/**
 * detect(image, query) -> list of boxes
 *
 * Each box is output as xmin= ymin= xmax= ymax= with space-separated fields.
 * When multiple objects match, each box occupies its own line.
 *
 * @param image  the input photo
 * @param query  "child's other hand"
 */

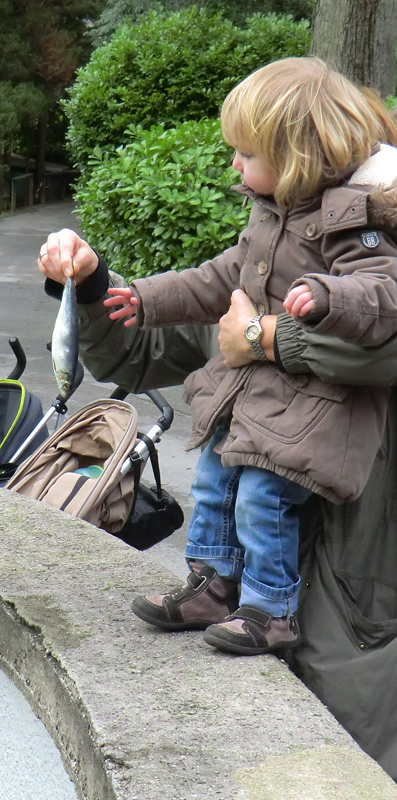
xmin=103 ymin=287 xmax=139 ymax=327
xmin=283 ymin=283 xmax=314 ymax=318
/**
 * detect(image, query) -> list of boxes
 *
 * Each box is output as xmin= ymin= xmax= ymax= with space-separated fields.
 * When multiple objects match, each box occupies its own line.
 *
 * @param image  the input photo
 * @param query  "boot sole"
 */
xmin=203 ymin=629 xmax=302 ymax=655
xmin=131 ymin=600 xmax=213 ymax=631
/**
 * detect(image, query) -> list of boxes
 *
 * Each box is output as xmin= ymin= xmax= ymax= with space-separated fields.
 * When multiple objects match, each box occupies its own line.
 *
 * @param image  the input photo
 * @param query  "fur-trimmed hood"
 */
xmin=367 ymin=181 xmax=397 ymax=233
xmin=350 ymin=144 xmax=397 ymax=234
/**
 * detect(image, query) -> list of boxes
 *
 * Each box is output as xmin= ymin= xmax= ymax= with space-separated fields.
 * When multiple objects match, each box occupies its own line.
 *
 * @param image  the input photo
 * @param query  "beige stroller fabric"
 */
xmin=7 ymin=399 xmax=138 ymax=533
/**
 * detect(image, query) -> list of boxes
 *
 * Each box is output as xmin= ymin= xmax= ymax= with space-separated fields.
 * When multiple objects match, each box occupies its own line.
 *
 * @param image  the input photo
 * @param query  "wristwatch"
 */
xmin=244 ymin=314 xmax=267 ymax=360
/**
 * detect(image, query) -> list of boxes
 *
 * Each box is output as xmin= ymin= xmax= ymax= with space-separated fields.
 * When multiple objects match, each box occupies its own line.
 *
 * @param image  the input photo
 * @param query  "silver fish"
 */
xmin=51 ymin=277 xmax=78 ymax=401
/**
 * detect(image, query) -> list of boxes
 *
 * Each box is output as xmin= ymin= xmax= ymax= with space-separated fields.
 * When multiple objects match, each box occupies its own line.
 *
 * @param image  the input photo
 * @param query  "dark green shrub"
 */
xmin=74 ymin=119 xmax=250 ymax=279
xmin=69 ymin=7 xmax=310 ymax=279
xmin=65 ymin=7 xmax=310 ymax=171
xmin=237 ymin=12 xmax=311 ymax=72
xmin=91 ymin=0 xmax=314 ymax=46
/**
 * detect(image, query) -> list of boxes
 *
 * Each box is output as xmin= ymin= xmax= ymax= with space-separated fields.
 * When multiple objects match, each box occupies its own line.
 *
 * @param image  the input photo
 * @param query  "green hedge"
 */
xmin=91 ymin=0 xmax=315 ymax=45
xmin=65 ymin=8 xmax=310 ymax=172
xmin=74 ymin=119 xmax=250 ymax=279
xmin=70 ymin=7 xmax=310 ymax=280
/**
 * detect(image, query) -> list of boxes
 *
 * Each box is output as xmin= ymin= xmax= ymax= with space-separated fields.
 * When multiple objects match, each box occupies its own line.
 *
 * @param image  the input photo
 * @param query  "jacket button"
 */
xmin=350 ymin=206 xmax=357 ymax=214
xmin=261 ymin=211 xmax=272 ymax=221
xmin=305 ymin=223 xmax=317 ymax=237
xmin=258 ymin=260 xmax=267 ymax=274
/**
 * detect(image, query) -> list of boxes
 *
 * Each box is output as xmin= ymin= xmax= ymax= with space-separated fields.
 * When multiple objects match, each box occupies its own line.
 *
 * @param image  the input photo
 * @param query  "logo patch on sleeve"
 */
xmin=360 ymin=231 xmax=380 ymax=249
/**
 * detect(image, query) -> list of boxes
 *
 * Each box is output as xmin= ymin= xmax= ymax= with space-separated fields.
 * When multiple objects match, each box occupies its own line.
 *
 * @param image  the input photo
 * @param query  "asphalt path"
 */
xmin=0 ymin=200 xmax=199 ymax=797
xmin=0 ymin=201 xmax=197 ymax=579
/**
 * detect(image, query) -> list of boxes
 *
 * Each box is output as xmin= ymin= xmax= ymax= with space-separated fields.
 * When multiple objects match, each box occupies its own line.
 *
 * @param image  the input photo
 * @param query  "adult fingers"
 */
xmin=37 ymin=230 xmax=75 ymax=282
xmin=38 ymin=229 xmax=98 ymax=284
xmin=51 ymin=229 xmax=78 ymax=278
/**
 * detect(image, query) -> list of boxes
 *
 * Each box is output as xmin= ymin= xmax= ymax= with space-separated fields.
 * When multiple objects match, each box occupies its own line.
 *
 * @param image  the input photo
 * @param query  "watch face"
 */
xmin=245 ymin=322 xmax=261 ymax=341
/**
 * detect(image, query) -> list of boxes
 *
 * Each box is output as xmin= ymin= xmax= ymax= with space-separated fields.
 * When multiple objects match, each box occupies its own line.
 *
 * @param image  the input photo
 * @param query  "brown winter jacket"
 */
xmin=132 ymin=145 xmax=397 ymax=503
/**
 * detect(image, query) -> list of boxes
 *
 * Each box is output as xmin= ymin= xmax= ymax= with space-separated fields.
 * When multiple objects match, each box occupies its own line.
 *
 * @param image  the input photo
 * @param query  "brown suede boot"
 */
xmin=131 ymin=563 xmax=239 ymax=630
xmin=203 ymin=605 xmax=301 ymax=655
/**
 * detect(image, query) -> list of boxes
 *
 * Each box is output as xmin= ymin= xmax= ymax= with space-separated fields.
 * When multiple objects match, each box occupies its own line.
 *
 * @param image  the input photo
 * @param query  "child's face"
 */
xmin=232 ymin=149 xmax=277 ymax=196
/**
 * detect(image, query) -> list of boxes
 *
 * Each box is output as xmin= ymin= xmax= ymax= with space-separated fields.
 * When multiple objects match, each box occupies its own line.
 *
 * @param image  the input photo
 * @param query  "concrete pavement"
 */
xmin=1 ymin=489 xmax=396 ymax=800
xmin=0 ymin=202 xmax=397 ymax=799
xmin=0 ymin=201 xmax=195 ymax=579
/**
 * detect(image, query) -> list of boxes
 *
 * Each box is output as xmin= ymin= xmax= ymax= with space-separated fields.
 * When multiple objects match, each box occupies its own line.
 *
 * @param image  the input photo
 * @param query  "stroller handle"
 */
xmin=110 ymin=387 xmax=174 ymax=432
xmin=112 ymin=386 xmax=175 ymax=477
xmin=146 ymin=389 xmax=174 ymax=431
xmin=7 ymin=337 xmax=27 ymax=380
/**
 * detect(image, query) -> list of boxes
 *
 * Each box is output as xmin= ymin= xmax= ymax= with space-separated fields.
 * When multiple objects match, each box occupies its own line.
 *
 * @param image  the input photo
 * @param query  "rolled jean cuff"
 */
xmin=241 ymin=570 xmax=301 ymax=617
xmin=185 ymin=543 xmax=244 ymax=582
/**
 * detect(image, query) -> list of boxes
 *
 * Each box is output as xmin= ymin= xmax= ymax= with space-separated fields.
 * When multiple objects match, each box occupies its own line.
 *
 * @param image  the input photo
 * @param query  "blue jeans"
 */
xmin=185 ymin=427 xmax=312 ymax=617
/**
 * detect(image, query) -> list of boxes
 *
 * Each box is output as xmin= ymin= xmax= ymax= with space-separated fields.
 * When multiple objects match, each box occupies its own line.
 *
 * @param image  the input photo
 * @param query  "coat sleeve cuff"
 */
xmin=288 ymin=277 xmax=330 ymax=324
xmin=44 ymin=252 xmax=109 ymax=303
xmin=274 ymin=313 xmax=312 ymax=373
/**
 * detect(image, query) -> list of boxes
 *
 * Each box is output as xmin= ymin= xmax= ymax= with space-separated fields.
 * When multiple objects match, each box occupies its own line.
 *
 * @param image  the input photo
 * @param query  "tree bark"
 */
xmin=311 ymin=0 xmax=397 ymax=98
xmin=0 ymin=147 xmax=5 ymax=214
xmin=34 ymin=107 xmax=48 ymax=204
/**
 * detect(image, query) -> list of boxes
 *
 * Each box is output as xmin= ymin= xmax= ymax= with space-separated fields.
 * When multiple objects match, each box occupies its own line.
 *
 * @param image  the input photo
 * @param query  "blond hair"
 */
xmin=221 ymin=57 xmax=397 ymax=207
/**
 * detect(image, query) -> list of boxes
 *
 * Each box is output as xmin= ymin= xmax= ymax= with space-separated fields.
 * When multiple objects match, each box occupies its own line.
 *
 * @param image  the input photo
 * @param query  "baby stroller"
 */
xmin=0 ymin=335 xmax=86 ymax=486
xmin=0 ymin=337 xmax=49 ymax=486
xmin=5 ymin=347 xmax=183 ymax=551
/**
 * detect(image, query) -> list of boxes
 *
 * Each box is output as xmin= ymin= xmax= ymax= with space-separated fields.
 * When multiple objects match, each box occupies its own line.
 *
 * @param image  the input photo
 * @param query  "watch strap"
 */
xmin=250 ymin=337 xmax=268 ymax=360
xmin=246 ymin=314 xmax=268 ymax=361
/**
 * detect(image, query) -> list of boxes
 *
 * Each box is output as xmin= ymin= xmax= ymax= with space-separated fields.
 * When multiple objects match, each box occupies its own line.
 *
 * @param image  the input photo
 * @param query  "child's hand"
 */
xmin=103 ymin=287 xmax=139 ymax=327
xmin=283 ymin=283 xmax=314 ymax=318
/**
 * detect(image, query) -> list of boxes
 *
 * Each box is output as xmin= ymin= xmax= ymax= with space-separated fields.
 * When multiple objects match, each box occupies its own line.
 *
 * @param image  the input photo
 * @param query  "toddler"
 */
xmin=105 ymin=57 xmax=397 ymax=655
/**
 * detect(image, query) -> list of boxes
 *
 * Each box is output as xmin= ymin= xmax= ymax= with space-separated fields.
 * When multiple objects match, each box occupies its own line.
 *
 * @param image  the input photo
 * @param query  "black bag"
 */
xmin=115 ymin=433 xmax=184 ymax=551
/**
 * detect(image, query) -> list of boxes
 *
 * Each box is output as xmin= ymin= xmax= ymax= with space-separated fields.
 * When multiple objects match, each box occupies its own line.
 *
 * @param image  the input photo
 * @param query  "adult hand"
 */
xmin=37 ymin=228 xmax=99 ymax=285
xmin=218 ymin=289 xmax=276 ymax=367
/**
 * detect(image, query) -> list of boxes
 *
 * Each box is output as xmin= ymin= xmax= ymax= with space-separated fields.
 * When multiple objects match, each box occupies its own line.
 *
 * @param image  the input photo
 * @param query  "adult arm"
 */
xmin=217 ymin=288 xmax=397 ymax=386
xmin=40 ymin=230 xmax=397 ymax=390
xmin=276 ymin=313 xmax=397 ymax=386
xmin=43 ymin=250 xmax=220 ymax=393
xmin=51 ymin=261 xmax=397 ymax=390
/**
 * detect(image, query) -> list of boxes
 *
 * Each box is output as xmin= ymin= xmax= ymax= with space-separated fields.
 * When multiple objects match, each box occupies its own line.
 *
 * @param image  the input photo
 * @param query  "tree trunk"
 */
xmin=310 ymin=0 xmax=397 ymax=98
xmin=34 ymin=107 xmax=48 ymax=204
xmin=0 ymin=148 xmax=5 ymax=214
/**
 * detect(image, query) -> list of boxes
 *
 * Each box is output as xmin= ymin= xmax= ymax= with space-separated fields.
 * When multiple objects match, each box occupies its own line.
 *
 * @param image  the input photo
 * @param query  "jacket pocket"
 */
xmin=184 ymin=355 xmax=251 ymax=442
xmin=183 ymin=361 xmax=220 ymax=404
xmin=335 ymin=570 xmax=397 ymax=648
xmin=238 ymin=366 xmax=350 ymax=444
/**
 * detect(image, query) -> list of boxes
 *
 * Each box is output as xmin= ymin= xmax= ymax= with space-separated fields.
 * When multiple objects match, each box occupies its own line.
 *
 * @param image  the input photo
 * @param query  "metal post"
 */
xmin=10 ymin=180 xmax=16 ymax=213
